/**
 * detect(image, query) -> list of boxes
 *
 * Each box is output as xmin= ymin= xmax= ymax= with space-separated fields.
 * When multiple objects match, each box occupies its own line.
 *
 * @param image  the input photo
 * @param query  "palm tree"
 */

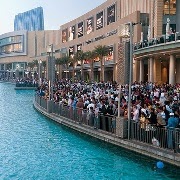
xmin=59 ymin=56 xmax=71 ymax=79
xmin=55 ymin=58 xmax=62 ymax=79
xmin=27 ymin=60 xmax=38 ymax=78
xmin=69 ymin=55 xmax=77 ymax=82
xmin=33 ymin=59 xmax=38 ymax=67
xmin=94 ymin=45 xmax=109 ymax=82
xmin=84 ymin=50 xmax=96 ymax=82
xmin=74 ymin=50 xmax=86 ymax=81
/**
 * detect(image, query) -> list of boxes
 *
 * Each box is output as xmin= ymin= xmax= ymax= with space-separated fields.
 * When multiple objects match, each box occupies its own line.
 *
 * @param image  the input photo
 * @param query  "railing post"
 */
xmin=47 ymin=100 xmax=53 ymax=113
xmin=116 ymin=117 xmax=128 ymax=138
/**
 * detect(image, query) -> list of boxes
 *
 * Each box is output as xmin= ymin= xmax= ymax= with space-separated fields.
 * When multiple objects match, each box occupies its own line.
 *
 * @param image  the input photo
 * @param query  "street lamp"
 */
xmin=127 ymin=22 xmax=133 ymax=140
xmin=38 ymin=59 xmax=42 ymax=86
xmin=118 ymin=22 xmax=136 ymax=139
xmin=47 ymin=44 xmax=55 ymax=100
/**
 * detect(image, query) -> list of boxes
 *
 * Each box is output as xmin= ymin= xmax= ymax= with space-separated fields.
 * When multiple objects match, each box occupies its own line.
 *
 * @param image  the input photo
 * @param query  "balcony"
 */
xmin=133 ymin=33 xmax=180 ymax=59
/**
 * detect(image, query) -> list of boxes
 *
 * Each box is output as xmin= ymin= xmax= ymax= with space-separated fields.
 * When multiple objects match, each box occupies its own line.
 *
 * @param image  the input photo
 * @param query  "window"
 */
xmin=164 ymin=0 xmax=176 ymax=15
xmin=96 ymin=11 xmax=103 ymax=30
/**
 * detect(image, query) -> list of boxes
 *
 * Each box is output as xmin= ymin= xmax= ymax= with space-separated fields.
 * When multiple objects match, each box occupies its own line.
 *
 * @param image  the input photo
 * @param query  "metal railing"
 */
xmin=34 ymin=94 xmax=180 ymax=153
xmin=35 ymin=95 xmax=47 ymax=110
xmin=35 ymin=94 xmax=116 ymax=134
xmin=130 ymin=121 xmax=180 ymax=153
xmin=134 ymin=33 xmax=180 ymax=51
xmin=51 ymin=102 xmax=116 ymax=133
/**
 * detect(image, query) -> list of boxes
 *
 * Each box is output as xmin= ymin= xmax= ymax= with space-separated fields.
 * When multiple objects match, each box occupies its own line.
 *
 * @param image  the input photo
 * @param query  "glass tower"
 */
xmin=14 ymin=7 xmax=44 ymax=31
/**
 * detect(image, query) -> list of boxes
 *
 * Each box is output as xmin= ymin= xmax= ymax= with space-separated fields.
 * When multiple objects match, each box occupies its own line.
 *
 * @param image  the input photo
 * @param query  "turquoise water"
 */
xmin=0 ymin=83 xmax=179 ymax=180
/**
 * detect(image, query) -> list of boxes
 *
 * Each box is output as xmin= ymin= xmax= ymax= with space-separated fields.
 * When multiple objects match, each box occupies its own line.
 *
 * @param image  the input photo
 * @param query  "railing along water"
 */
xmin=130 ymin=121 xmax=180 ymax=153
xmin=35 ymin=94 xmax=116 ymax=134
xmin=35 ymin=94 xmax=180 ymax=153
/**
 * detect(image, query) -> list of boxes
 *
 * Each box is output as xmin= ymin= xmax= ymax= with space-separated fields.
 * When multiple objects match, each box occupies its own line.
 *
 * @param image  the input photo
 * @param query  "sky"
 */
xmin=0 ymin=0 xmax=106 ymax=35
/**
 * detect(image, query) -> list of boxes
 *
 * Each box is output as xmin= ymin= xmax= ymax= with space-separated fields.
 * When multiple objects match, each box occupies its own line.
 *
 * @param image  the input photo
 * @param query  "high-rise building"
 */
xmin=14 ymin=7 xmax=44 ymax=31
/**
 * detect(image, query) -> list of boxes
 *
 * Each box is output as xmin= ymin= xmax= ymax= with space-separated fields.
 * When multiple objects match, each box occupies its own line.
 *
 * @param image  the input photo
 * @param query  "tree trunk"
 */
xmin=81 ymin=60 xmax=84 ymax=81
xmin=66 ymin=64 xmax=68 ymax=79
xmin=90 ymin=60 xmax=94 ymax=82
xmin=100 ymin=58 xmax=103 ymax=82
xmin=72 ymin=63 xmax=75 ymax=83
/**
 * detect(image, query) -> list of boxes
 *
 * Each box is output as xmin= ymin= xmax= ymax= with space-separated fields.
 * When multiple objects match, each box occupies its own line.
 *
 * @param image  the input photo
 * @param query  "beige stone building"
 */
xmin=0 ymin=0 xmax=179 ymax=84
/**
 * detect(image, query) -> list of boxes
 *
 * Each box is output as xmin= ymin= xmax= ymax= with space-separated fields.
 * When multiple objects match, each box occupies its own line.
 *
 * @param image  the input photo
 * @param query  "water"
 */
xmin=0 ymin=83 xmax=179 ymax=180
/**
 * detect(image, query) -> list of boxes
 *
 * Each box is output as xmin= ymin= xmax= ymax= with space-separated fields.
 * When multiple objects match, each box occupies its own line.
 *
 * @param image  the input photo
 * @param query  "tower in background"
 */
xmin=14 ymin=7 xmax=44 ymax=31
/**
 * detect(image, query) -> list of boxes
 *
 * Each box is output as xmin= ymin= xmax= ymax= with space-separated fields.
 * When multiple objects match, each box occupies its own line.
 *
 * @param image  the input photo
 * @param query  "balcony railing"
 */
xmin=134 ymin=33 xmax=180 ymax=52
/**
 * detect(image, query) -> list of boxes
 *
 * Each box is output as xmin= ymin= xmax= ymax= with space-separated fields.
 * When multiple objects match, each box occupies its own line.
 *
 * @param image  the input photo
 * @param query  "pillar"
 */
xmin=139 ymin=59 xmax=144 ymax=82
xmin=4 ymin=64 xmax=7 ymax=71
xmin=149 ymin=57 xmax=154 ymax=82
xmin=47 ymin=100 xmax=53 ymax=113
xmin=176 ymin=0 xmax=180 ymax=33
xmin=47 ymin=56 xmax=55 ymax=82
xmin=169 ymin=55 xmax=176 ymax=85
xmin=113 ymin=65 xmax=117 ymax=82
xmin=116 ymin=117 xmax=127 ymax=139
xmin=4 ymin=64 xmax=7 ymax=78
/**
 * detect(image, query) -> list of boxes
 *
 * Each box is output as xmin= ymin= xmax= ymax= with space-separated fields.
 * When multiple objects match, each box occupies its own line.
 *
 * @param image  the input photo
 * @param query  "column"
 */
xmin=153 ymin=0 xmax=163 ymax=37
xmin=116 ymin=117 xmax=127 ymax=138
xmin=169 ymin=55 xmax=176 ymax=85
xmin=4 ymin=64 xmax=7 ymax=78
xmin=139 ymin=59 xmax=144 ymax=82
xmin=149 ymin=57 xmax=154 ymax=82
xmin=176 ymin=0 xmax=180 ymax=33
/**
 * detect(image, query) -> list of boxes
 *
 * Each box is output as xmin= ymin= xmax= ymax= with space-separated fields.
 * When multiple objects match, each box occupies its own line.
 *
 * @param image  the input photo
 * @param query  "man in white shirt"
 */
xmin=132 ymin=105 xmax=139 ymax=122
xmin=87 ymin=100 xmax=95 ymax=111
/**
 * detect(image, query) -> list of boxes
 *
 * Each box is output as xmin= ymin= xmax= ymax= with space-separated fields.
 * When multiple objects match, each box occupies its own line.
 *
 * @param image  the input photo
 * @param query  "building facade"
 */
xmin=14 ymin=7 xmax=44 ymax=31
xmin=0 ymin=30 xmax=60 ymax=79
xmin=58 ymin=0 xmax=150 ymax=82
xmin=134 ymin=0 xmax=180 ymax=85
xmin=58 ymin=0 xmax=180 ymax=84
xmin=0 ymin=0 xmax=180 ymax=84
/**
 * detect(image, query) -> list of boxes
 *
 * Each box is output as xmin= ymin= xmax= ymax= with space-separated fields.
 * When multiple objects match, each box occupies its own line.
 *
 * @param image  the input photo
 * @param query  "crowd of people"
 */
xmin=36 ymin=79 xmax=180 ymax=149
xmin=37 ymin=79 xmax=180 ymax=131
xmin=16 ymin=78 xmax=39 ymax=87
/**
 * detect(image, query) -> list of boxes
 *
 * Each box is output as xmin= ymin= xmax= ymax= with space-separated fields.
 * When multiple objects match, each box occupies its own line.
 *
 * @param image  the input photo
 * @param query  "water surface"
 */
xmin=0 ymin=83 xmax=179 ymax=179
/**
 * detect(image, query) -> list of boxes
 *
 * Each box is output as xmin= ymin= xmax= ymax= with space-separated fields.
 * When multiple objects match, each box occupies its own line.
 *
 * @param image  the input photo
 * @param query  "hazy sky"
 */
xmin=0 ymin=0 xmax=106 ymax=35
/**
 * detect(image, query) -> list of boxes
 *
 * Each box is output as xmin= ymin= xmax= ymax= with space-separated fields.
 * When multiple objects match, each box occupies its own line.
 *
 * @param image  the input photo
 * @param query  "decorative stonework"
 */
xmin=117 ymin=41 xmax=130 ymax=85
xmin=116 ymin=117 xmax=127 ymax=138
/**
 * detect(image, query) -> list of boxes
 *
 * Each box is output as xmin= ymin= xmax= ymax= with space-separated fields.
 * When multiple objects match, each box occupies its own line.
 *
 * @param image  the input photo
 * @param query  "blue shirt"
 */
xmin=167 ymin=117 xmax=179 ymax=128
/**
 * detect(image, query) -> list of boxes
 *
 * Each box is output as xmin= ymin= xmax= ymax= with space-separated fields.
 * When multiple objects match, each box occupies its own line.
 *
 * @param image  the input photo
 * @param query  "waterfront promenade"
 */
xmin=34 ymin=80 xmax=180 ymax=167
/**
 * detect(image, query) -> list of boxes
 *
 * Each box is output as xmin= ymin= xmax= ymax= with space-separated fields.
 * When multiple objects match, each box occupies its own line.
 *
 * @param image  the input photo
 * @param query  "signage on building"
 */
xmin=62 ymin=29 xmax=68 ymax=43
xmin=85 ymin=29 xmax=117 ymax=45
xmin=78 ymin=22 xmax=84 ymax=38
xmin=68 ymin=25 xmax=76 ymax=41
xmin=77 ymin=44 xmax=82 ymax=52
xmin=96 ymin=11 xmax=103 ymax=30
xmin=107 ymin=4 xmax=116 ymax=25
xmin=69 ymin=46 xmax=74 ymax=57
xmin=87 ymin=17 xmax=94 ymax=34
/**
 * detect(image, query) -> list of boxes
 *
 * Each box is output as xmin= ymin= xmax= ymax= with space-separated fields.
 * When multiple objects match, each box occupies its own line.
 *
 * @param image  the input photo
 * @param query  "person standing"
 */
xmin=167 ymin=113 xmax=179 ymax=149
xmin=76 ymin=98 xmax=84 ymax=123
